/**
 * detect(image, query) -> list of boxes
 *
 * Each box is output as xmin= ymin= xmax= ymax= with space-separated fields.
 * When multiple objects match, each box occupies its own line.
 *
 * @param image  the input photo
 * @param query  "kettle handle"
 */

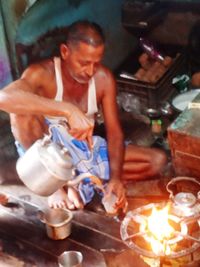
xmin=41 ymin=134 xmax=52 ymax=146
xmin=41 ymin=124 xmax=62 ymax=146
xmin=166 ymin=176 xmax=200 ymax=200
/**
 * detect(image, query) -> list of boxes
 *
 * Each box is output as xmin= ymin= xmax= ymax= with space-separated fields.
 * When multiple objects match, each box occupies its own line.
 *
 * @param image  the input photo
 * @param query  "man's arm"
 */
xmin=97 ymin=67 xmax=126 ymax=205
xmin=0 ymin=64 xmax=93 ymax=146
xmin=0 ymin=79 xmax=73 ymax=116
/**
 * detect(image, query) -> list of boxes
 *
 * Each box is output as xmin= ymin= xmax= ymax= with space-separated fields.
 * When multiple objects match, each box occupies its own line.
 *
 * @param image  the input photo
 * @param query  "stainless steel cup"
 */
xmin=58 ymin=251 xmax=83 ymax=267
xmin=39 ymin=208 xmax=73 ymax=240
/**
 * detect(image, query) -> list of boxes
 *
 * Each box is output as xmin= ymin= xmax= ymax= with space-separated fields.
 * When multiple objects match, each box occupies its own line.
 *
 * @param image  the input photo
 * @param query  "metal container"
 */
xmin=16 ymin=135 xmax=76 ymax=196
xmin=39 ymin=208 xmax=73 ymax=240
xmin=58 ymin=251 xmax=83 ymax=267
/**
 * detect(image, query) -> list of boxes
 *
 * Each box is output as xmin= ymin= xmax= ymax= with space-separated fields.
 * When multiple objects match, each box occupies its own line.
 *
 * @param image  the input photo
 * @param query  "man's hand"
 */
xmin=67 ymin=105 xmax=94 ymax=149
xmin=104 ymin=178 xmax=127 ymax=213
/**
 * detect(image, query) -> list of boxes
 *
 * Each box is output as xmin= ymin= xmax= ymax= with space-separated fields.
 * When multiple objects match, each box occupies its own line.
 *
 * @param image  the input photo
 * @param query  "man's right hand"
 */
xmin=67 ymin=104 xmax=94 ymax=149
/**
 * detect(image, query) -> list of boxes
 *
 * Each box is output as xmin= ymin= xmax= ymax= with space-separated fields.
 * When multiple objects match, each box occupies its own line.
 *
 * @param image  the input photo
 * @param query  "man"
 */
xmin=0 ymin=21 xmax=166 ymax=211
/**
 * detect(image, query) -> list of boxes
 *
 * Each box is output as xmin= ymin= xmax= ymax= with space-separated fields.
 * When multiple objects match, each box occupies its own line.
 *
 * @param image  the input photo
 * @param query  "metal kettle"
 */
xmin=16 ymin=135 xmax=77 ymax=196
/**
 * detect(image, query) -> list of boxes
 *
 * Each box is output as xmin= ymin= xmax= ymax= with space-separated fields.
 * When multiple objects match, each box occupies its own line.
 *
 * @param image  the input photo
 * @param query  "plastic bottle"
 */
xmin=140 ymin=37 xmax=164 ymax=62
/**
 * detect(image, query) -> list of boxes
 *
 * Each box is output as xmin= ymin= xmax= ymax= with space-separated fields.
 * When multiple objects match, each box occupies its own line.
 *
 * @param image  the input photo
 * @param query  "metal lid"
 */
xmin=174 ymin=192 xmax=196 ymax=207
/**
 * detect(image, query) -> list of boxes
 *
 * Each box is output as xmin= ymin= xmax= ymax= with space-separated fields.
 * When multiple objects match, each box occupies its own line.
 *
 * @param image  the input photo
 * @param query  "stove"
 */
xmin=121 ymin=177 xmax=200 ymax=266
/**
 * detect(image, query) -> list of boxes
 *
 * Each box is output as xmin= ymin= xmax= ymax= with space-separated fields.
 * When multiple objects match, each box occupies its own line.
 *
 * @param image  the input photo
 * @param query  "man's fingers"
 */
xmin=68 ymin=127 xmax=94 ymax=150
xmin=122 ymin=200 xmax=128 ymax=213
xmin=86 ymin=134 xmax=93 ymax=150
xmin=83 ymin=125 xmax=94 ymax=149
xmin=116 ymin=193 xmax=126 ymax=207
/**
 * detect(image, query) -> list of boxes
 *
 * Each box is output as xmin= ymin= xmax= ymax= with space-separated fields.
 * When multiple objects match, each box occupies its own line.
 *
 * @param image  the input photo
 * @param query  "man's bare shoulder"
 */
xmin=22 ymin=58 xmax=54 ymax=79
xmin=95 ymin=64 xmax=114 ymax=78
xmin=21 ymin=59 xmax=55 ymax=94
xmin=94 ymin=64 xmax=116 ymax=95
xmin=95 ymin=65 xmax=115 ymax=86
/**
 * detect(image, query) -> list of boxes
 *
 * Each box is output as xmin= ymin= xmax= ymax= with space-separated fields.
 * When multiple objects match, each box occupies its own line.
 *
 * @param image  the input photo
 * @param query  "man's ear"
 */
xmin=60 ymin=44 xmax=69 ymax=60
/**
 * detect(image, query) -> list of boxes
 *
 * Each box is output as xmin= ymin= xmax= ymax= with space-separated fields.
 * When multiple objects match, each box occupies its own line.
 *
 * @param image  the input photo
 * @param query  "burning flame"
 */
xmin=145 ymin=205 xmax=174 ymax=255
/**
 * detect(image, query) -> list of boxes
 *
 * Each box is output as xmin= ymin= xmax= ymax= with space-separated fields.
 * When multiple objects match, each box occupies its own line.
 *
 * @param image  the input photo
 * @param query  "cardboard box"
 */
xmin=168 ymin=93 xmax=200 ymax=178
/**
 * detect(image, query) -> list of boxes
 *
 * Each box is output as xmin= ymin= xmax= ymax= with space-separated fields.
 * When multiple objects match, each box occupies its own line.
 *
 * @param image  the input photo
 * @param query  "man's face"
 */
xmin=63 ymin=42 xmax=105 ymax=84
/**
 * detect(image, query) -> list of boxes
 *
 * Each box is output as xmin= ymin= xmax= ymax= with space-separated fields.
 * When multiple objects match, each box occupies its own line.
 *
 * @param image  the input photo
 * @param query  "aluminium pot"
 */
xmin=38 ymin=208 xmax=73 ymax=240
xmin=16 ymin=135 xmax=76 ymax=196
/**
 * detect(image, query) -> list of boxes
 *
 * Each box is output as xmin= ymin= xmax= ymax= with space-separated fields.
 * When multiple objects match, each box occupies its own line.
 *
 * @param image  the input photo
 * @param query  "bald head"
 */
xmin=66 ymin=20 xmax=105 ymax=49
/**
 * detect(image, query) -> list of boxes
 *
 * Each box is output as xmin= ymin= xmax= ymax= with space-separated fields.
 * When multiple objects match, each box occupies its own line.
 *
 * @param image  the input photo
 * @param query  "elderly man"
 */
xmin=0 ymin=20 xmax=166 ymax=211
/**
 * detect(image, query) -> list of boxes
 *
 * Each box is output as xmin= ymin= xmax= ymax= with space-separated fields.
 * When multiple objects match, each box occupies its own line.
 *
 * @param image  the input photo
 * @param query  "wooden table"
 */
xmin=0 ymin=194 xmax=128 ymax=266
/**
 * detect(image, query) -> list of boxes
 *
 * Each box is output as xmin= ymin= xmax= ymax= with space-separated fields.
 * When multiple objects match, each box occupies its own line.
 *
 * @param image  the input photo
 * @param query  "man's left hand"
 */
xmin=105 ymin=179 xmax=127 ymax=213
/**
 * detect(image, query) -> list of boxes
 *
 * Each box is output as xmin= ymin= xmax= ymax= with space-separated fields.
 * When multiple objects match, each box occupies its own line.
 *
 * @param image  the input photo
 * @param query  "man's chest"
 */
xmin=63 ymin=85 xmax=89 ymax=113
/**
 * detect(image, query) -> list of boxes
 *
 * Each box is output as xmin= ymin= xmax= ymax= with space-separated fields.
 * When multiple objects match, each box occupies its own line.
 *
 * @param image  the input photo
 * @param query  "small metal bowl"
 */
xmin=38 ymin=208 xmax=73 ymax=240
xmin=58 ymin=251 xmax=83 ymax=267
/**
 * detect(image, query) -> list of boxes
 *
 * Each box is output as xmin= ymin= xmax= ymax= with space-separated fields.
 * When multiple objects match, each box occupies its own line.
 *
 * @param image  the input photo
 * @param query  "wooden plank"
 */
xmin=0 ymin=230 xmax=57 ymax=267
xmin=0 ymin=208 xmax=106 ymax=267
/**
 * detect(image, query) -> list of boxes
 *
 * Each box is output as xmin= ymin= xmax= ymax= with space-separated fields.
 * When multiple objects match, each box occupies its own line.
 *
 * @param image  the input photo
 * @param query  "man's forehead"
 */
xmin=70 ymin=40 xmax=104 ymax=49
xmin=70 ymin=41 xmax=104 ymax=54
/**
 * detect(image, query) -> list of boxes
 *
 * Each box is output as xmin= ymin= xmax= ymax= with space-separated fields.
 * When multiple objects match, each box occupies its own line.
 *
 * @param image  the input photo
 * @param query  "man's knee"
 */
xmin=156 ymin=149 xmax=167 ymax=165
xmin=151 ymin=148 xmax=167 ymax=173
